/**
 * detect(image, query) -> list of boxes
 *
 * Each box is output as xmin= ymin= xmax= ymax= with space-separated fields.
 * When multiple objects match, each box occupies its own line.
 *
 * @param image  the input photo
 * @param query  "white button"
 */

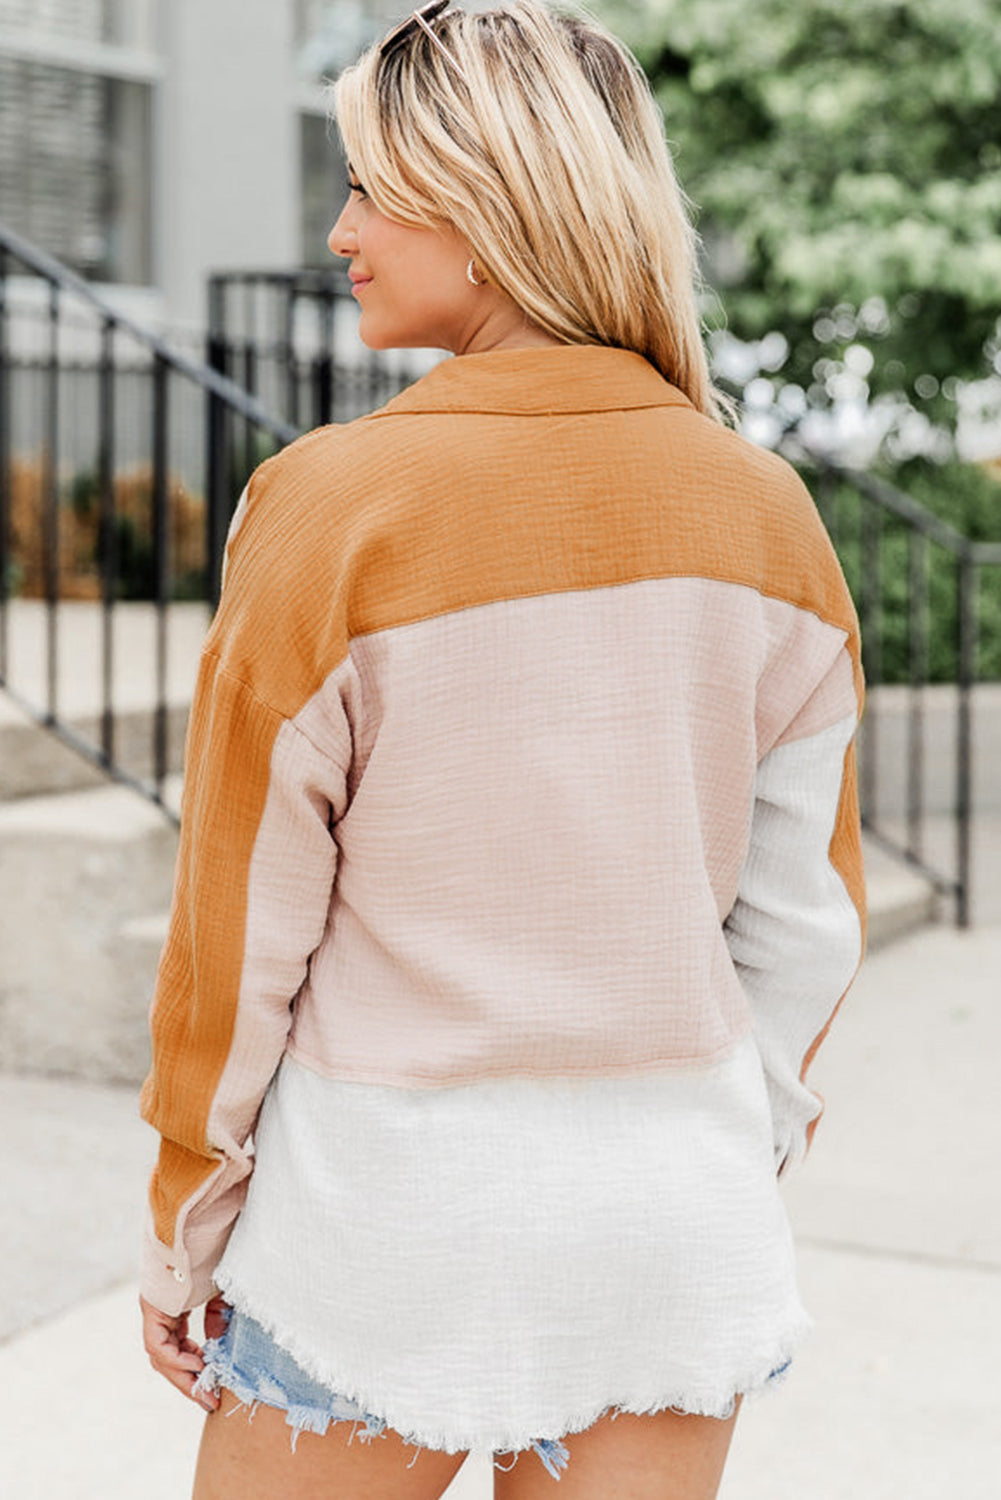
xmin=172 ymin=1268 xmax=186 ymax=1283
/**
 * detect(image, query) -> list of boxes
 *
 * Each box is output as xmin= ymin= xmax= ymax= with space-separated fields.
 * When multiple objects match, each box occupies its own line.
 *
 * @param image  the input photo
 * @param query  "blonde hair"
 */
xmin=334 ymin=1 xmax=727 ymax=421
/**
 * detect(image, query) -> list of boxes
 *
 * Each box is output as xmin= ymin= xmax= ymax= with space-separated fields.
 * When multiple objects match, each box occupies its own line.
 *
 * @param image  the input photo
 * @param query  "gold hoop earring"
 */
xmin=466 ymin=258 xmax=486 ymax=287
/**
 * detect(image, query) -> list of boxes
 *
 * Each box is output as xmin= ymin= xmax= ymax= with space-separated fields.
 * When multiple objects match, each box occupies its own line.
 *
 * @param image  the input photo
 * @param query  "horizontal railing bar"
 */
xmin=5 ymin=352 xmax=374 ymax=380
xmin=209 ymin=268 xmax=349 ymax=289
xmin=847 ymin=468 xmax=974 ymax=554
xmin=782 ymin=454 xmax=974 ymax=557
xmin=6 ymin=355 xmax=172 ymax=373
xmin=0 ymin=223 xmax=298 ymax=445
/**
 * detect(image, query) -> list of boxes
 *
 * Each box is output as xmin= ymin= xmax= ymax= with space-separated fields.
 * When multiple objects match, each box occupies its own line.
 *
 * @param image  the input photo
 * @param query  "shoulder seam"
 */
xmin=199 ymin=651 xmax=352 ymax=775
xmin=342 ymin=573 xmax=857 ymax=651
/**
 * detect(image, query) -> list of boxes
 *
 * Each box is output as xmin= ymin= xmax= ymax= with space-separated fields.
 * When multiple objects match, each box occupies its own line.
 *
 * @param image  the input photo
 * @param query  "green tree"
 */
xmin=602 ymin=0 xmax=1001 ymax=432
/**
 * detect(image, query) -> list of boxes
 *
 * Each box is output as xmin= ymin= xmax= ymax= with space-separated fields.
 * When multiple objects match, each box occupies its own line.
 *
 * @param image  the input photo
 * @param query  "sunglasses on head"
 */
xmin=379 ymin=1 xmax=468 ymax=81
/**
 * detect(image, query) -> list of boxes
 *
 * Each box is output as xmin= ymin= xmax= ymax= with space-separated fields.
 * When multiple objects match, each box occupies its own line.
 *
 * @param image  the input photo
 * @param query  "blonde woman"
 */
xmin=140 ymin=4 xmax=865 ymax=1497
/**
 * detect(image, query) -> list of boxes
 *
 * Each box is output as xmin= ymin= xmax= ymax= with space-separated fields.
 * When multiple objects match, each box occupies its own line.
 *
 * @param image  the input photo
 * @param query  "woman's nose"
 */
xmin=328 ymin=199 xmax=358 ymax=260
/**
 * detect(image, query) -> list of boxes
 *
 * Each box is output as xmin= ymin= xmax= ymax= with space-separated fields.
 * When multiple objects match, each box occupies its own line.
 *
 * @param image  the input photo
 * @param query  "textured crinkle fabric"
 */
xmin=139 ymin=345 xmax=864 ymax=1448
xmin=211 ymin=1037 xmax=810 ymax=1456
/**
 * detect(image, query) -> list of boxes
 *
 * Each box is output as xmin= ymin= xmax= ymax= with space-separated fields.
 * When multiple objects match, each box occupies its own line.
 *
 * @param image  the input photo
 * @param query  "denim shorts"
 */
xmin=193 ymin=1306 xmax=571 ymax=1479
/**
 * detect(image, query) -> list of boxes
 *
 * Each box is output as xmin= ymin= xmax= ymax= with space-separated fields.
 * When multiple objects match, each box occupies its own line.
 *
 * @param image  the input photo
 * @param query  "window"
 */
xmin=294 ymin=1 xmax=393 ymax=268
xmin=0 ymin=55 xmax=152 ymax=283
xmin=0 ymin=0 xmax=156 ymax=49
xmin=295 ymin=0 xmax=404 ymax=83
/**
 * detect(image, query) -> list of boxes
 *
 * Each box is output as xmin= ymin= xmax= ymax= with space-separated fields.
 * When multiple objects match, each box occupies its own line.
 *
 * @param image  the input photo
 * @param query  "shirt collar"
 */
xmin=370 ymin=345 xmax=694 ymax=418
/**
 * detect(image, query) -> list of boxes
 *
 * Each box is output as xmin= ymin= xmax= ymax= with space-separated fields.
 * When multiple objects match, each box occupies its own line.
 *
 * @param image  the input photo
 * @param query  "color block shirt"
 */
xmin=141 ymin=344 xmax=864 ymax=1453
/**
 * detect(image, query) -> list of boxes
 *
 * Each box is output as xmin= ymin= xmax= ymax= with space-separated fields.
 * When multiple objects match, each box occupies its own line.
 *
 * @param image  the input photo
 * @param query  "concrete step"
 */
xmin=0 ymin=696 xmax=190 ymax=798
xmin=0 ymin=782 xmax=180 ymax=1084
xmin=0 ymin=597 xmax=208 ymax=797
xmin=863 ymin=838 xmax=940 ymax=951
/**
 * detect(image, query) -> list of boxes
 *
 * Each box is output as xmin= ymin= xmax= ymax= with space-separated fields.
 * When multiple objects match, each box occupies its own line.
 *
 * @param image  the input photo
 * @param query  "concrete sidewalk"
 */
xmin=2 ymin=920 xmax=999 ymax=1498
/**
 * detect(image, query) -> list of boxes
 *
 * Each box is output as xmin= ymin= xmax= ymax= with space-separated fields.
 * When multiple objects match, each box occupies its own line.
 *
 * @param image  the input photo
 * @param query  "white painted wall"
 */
xmin=155 ymin=0 xmax=300 ymax=331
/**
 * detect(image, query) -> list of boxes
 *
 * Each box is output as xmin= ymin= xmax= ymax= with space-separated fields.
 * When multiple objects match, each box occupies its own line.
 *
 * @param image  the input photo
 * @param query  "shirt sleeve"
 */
xmin=724 ymin=644 xmax=865 ymax=1174
xmin=139 ymin=519 xmax=352 ymax=1316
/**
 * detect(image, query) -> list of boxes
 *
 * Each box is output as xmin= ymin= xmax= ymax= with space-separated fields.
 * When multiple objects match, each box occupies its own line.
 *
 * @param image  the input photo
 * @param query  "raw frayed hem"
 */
xmin=490 ymin=1356 xmax=792 ymax=1483
xmin=211 ymin=1269 xmax=806 ymax=1476
xmin=193 ymin=1334 xmax=567 ymax=1477
xmin=194 ymin=1327 xmax=569 ymax=1478
xmin=212 ymin=1270 xmax=584 ymax=1470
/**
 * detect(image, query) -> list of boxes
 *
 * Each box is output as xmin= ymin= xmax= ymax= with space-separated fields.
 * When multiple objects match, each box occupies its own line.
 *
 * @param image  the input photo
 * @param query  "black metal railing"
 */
xmin=0 ymin=223 xmax=298 ymax=818
xmin=205 ymin=270 xmax=426 ymax=608
xmin=786 ymin=451 xmax=1001 ymax=927
xmin=4 ymin=238 xmax=997 ymax=924
xmin=206 ymin=268 xmax=418 ymax=431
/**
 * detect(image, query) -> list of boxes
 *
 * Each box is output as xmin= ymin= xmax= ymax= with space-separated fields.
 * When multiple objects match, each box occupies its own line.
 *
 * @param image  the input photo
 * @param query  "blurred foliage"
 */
xmin=9 ymin=462 xmax=208 ymax=602
xmin=899 ymin=457 xmax=1001 ymax=544
xmin=603 ymin=0 xmax=1001 ymax=429
xmin=806 ymin=461 xmax=1001 ymax=681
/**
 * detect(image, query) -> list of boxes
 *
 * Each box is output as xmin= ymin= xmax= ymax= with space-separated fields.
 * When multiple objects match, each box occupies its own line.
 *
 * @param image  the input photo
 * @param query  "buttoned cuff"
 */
xmin=140 ymin=1220 xmax=217 ymax=1315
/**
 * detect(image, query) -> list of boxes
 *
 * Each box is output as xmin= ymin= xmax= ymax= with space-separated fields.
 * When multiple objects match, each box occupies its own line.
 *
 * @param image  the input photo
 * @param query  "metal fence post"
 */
xmin=0 ymin=244 xmax=10 ymax=684
xmin=284 ymin=279 xmax=299 ymax=429
xmin=315 ymin=286 xmax=334 ymax=427
xmin=907 ymin=529 xmax=929 ymax=863
xmin=98 ymin=318 xmax=117 ymax=767
xmin=206 ymin=275 xmax=229 ymax=606
xmin=858 ymin=496 xmax=882 ymax=827
xmin=956 ymin=547 xmax=976 ymax=928
xmin=43 ymin=283 xmax=60 ymax=724
xmin=152 ymin=355 xmax=170 ymax=799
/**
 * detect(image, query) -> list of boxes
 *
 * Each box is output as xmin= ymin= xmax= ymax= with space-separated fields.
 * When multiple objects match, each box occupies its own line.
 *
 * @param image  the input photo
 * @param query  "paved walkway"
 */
xmin=1 ymin=918 xmax=999 ymax=1498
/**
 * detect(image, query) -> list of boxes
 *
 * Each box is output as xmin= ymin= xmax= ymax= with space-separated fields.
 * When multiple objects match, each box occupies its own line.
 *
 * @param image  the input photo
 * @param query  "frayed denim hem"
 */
xmin=494 ymin=1437 xmax=571 ymax=1480
xmin=193 ymin=1337 xmax=392 ymax=1457
xmin=192 ymin=1305 xmax=388 ymax=1457
xmin=194 ymin=1306 xmax=793 ymax=1482
xmin=193 ymin=1308 xmax=571 ymax=1477
xmin=195 ymin=1346 xmax=570 ymax=1477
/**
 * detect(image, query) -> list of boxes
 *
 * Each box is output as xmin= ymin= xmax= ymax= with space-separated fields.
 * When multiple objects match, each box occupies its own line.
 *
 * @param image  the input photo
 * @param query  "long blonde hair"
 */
xmin=334 ymin=1 xmax=727 ymax=421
